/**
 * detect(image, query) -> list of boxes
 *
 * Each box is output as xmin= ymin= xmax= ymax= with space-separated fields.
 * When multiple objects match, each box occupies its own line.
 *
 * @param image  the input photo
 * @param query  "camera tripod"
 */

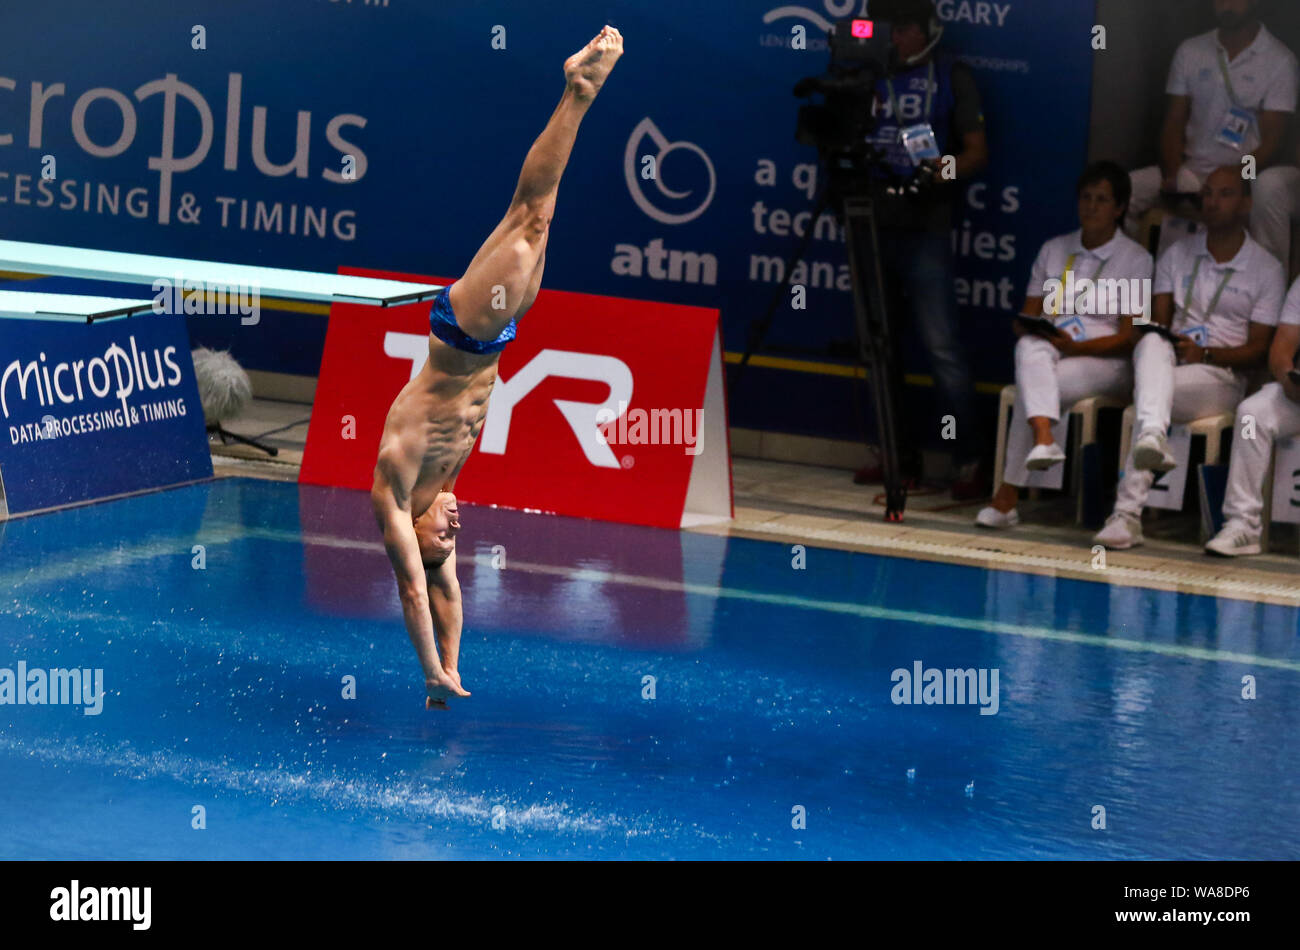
xmin=736 ymin=179 xmax=909 ymax=521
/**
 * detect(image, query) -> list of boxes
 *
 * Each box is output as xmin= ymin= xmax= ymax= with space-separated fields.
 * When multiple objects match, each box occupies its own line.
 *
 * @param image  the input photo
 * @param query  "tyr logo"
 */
xmin=478 ymin=349 xmax=634 ymax=468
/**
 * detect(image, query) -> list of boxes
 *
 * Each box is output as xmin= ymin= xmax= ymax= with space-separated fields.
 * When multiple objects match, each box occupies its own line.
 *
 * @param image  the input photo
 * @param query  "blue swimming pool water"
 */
xmin=1 ymin=477 xmax=1297 ymax=859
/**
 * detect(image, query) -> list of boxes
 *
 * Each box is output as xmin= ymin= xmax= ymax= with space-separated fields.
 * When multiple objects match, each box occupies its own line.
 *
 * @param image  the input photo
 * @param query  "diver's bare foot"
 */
xmin=443 ymin=667 xmax=470 ymax=696
xmin=425 ymin=670 xmax=470 ymax=710
xmin=564 ymin=26 xmax=623 ymax=101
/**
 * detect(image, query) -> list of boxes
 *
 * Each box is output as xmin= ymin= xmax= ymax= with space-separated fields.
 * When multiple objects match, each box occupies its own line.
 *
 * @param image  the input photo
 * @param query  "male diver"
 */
xmin=371 ymin=26 xmax=624 ymax=709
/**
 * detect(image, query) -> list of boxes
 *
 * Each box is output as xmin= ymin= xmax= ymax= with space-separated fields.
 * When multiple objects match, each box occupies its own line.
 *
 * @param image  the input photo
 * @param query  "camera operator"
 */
xmin=852 ymin=0 xmax=990 ymax=499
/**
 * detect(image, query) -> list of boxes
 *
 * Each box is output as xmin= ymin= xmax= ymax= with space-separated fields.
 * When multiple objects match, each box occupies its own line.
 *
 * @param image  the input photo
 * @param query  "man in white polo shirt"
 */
xmin=1096 ymin=165 xmax=1284 ymax=549
xmin=976 ymin=162 xmax=1152 ymax=529
xmin=1205 ymin=275 xmax=1300 ymax=555
xmin=1126 ymin=0 xmax=1299 ymax=265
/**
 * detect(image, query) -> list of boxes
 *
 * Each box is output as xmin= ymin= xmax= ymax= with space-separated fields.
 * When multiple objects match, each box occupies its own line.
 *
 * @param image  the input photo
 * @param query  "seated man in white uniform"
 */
xmin=1126 ymin=0 xmax=1299 ymax=265
xmin=1205 ymin=275 xmax=1300 ymax=555
xmin=1096 ymin=165 xmax=1285 ymax=549
xmin=976 ymin=162 xmax=1153 ymax=529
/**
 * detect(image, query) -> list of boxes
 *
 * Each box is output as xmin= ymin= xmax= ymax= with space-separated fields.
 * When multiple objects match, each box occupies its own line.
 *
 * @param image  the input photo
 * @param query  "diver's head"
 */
xmin=415 ymin=491 xmax=461 ymax=568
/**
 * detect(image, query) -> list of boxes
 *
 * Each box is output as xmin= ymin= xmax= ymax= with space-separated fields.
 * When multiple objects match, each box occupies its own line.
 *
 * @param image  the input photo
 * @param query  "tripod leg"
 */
xmin=733 ymin=188 xmax=835 ymax=399
xmin=844 ymin=196 xmax=907 ymax=522
xmin=208 ymin=424 xmax=280 ymax=458
xmin=864 ymin=206 xmax=908 ymax=520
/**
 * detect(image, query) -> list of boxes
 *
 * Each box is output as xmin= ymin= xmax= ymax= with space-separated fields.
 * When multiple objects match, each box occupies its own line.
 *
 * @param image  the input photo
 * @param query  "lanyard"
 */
xmin=1217 ymin=49 xmax=1241 ymax=107
xmin=1050 ymin=252 xmax=1109 ymax=316
xmin=886 ymin=60 xmax=936 ymax=126
xmin=1181 ymin=255 xmax=1235 ymax=322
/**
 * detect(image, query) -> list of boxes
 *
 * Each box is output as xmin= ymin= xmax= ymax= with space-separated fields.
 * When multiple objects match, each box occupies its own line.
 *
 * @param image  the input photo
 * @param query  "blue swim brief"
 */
xmin=428 ymin=284 xmax=517 ymax=355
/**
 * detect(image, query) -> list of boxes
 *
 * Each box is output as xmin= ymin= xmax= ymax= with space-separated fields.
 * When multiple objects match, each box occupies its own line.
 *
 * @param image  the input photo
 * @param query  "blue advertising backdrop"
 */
xmin=0 ymin=0 xmax=1097 ymax=448
xmin=0 ymin=312 xmax=212 ymax=515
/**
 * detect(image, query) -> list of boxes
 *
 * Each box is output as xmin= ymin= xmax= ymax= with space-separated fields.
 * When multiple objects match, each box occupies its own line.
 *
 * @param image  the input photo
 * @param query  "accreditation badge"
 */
xmin=1214 ymin=106 xmax=1254 ymax=149
xmin=1055 ymin=316 xmax=1087 ymax=341
xmin=1182 ymin=324 xmax=1209 ymax=347
xmin=899 ymin=123 xmax=941 ymax=166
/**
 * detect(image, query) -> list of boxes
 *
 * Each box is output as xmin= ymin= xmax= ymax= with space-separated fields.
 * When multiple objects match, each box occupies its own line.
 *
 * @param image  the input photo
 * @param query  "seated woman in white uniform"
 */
xmin=976 ymin=161 xmax=1153 ymax=529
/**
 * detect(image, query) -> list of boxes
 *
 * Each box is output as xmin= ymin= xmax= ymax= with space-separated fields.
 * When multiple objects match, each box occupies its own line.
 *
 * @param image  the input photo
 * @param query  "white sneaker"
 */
xmin=975 ymin=506 xmax=1020 ymax=529
xmin=1132 ymin=429 xmax=1177 ymax=473
xmin=1025 ymin=443 xmax=1067 ymax=471
xmin=1093 ymin=512 xmax=1143 ymax=549
xmin=1205 ymin=521 xmax=1262 ymax=557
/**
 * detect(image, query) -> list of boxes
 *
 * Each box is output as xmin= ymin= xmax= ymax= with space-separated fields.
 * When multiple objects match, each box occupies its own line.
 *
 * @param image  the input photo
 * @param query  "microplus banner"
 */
xmin=0 ymin=314 xmax=212 ymax=515
xmin=0 ymin=0 xmax=1096 ymax=444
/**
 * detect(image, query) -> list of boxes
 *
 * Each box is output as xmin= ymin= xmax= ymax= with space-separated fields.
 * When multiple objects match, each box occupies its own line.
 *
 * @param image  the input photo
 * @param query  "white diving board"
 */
xmin=0 ymin=239 xmax=441 ymax=307
xmin=0 ymin=290 xmax=159 ymax=322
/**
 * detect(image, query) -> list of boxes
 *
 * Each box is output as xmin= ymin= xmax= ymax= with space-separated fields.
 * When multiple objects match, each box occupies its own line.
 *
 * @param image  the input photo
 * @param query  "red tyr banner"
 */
xmin=300 ymin=267 xmax=732 ymax=529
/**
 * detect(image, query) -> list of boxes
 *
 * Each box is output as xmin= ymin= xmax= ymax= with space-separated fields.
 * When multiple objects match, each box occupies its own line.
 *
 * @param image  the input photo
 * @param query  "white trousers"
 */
xmin=1113 ymin=333 xmax=1245 ymax=517
xmin=1222 ymin=382 xmax=1300 ymax=532
xmin=1003 ymin=335 xmax=1133 ymax=486
xmin=1127 ymin=164 xmax=1300 ymax=265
